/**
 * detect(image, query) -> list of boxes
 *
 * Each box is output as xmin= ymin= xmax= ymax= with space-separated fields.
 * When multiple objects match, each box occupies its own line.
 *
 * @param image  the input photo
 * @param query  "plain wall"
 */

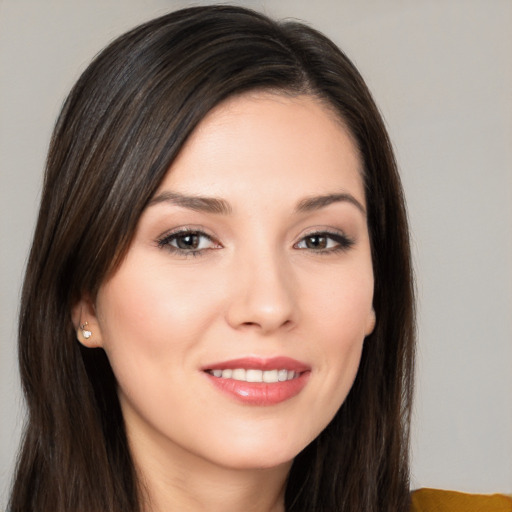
xmin=1 ymin=0 xmax=511 ymax=505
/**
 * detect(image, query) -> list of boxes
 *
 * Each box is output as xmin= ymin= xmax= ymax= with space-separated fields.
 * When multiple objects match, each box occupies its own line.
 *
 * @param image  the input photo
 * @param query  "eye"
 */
xmin=157 ymin=229 xmax=220 ymax=256
xmin=295 ymin=231 xmax=354 ymax=253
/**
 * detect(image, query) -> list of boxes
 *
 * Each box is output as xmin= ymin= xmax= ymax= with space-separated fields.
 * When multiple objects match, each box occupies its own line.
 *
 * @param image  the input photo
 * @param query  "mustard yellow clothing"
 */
xmin=411 ymin=488 xmax=512 ymax=511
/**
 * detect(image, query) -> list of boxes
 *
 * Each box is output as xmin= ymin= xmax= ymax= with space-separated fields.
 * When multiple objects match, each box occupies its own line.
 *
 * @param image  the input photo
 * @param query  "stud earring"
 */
xmin=80 ymin=322 xmax=92 ymax=339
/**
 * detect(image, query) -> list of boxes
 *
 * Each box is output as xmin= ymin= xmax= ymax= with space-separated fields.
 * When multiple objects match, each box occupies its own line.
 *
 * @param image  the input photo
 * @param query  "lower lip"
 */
xmin=205 ymin=372 xmax=310 ymax=406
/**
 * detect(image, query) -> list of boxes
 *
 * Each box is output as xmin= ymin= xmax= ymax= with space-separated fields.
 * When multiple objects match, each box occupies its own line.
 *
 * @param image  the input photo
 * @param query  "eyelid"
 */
xmin=293 ymin=228 xmax=355 ymax=253
xmin=156 ymin=226 xmax=222 ymax=256
xmin=155 ymin=225 xmax=354 ymax=257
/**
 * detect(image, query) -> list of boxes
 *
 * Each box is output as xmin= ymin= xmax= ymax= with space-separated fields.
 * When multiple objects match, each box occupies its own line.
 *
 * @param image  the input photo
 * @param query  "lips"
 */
xmin=202 ymin=357 xmax=310 ymax=406
xmin=207 ymin=368 xmax=298 ymax=383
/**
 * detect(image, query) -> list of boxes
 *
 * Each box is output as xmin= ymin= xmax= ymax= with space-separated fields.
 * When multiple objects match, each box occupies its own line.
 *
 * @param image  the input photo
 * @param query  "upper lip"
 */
xmin=202 ymin=356 xmax=310 ymax=373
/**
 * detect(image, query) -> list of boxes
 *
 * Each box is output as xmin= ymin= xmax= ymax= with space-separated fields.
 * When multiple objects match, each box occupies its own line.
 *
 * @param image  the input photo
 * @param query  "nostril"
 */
xmin=224 ymin=277 xmax=297 ymax=333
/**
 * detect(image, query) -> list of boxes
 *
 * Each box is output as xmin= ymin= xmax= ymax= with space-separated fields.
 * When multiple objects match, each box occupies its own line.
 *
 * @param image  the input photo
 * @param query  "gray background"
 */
xmin=1 ymin=0 xmax=511 ymax=505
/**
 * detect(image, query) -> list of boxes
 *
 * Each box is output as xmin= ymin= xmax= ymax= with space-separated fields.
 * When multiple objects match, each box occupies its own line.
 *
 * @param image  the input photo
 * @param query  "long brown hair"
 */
xmin=9 ymin=6 xmax=415 ymax=511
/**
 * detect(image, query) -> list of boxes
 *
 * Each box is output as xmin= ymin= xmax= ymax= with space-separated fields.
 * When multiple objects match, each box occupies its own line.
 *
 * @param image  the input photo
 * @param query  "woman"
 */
xmin=9 ymin=5 xmax=415 ymax=511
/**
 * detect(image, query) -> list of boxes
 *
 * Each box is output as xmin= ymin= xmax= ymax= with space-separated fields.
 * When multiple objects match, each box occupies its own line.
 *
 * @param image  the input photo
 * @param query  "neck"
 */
xmin=140 ymin=460 xmax=289 ymax=512
xmin=128 ymin=424 xmax=291 ymax=512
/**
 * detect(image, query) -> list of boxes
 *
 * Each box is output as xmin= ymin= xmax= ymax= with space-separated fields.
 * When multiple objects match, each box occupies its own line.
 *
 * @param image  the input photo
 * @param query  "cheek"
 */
xmin=95 ymin=258 xmax=223 ymax=372
xmin=306 ymin=266 xmax=374 ymax=344
xmin=296 ymin=266 xmax=373 ymax=428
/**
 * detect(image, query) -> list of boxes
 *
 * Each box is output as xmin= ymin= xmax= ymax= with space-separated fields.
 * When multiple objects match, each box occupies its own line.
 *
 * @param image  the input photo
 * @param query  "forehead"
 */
xmin=159 ymin=92 xmax=364 ymax=207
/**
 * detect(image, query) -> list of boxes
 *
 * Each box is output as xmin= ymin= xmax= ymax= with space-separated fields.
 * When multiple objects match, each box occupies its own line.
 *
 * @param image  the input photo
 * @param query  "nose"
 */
xmin=225 ymin=249 xmax=297 ymax=334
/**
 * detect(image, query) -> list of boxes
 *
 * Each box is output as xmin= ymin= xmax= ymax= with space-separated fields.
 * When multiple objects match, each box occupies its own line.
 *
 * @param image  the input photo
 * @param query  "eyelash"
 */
xmin=157 ymin=228 xmax=219 ymax=258
xmin=294 ymin=231 xmax=355 ymax=254
xmin=156 ymin=228 xmax=355 ymax=258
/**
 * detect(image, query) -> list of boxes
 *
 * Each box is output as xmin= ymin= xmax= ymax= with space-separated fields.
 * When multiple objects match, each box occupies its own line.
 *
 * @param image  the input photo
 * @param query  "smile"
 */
xmin=203 ymin=357 xmax=310 ymax=405
xmin=206 ymin=368 xmax=299 ymax=382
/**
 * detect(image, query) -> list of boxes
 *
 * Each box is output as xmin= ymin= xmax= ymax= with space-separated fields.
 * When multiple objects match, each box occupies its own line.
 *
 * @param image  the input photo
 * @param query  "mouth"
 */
xmin=202 ymin=357 xmax=310 ymax=405
xmin=205 ymin=368 xmax=300 ymax=383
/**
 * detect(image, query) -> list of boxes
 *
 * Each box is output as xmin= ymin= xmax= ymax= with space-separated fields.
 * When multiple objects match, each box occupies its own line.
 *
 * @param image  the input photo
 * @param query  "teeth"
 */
xmin=263 ymin=369 xmax=278 ymax=383
xmin=208 ymin=368 xmax=299 ymax=382
xmin=278 ymin=369 xmax=288 ymax=382
xmin=232 ymin=369 xmax=246 ymax=381
xmin=246 ymin=369 xmax=262 ymax=382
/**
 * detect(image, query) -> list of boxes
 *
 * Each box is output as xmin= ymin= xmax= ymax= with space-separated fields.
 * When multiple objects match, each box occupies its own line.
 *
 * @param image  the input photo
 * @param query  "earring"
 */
xmin=80 ymin=322 xmax=92 ymax=339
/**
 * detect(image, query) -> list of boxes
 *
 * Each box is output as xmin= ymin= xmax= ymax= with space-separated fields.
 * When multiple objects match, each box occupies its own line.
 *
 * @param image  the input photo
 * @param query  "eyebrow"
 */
xmin=147 ymin=191 xmax=365 ymax=216
xmin=295 ymin=193 xmax=366 ymax=216
xmin=147 ymin=191 xmax=232 ymax=215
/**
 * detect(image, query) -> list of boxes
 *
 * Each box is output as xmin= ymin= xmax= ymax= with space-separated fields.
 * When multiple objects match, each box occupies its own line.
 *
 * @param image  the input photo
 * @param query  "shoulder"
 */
xmin=410 ymin=488 xmax=512 ymax=512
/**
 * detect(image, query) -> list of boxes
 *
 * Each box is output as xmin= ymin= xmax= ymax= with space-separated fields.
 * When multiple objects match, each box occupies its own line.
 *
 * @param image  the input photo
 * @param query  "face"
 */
xmin=78 ymin=92 xmax=375 ymax=472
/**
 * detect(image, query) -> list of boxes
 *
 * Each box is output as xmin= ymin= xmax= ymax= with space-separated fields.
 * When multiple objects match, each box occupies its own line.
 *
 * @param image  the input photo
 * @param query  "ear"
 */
xmin=364 ymin=307 xmax=376 ymax=337
xmin=71 ymin=296 xmax=103 ymax=348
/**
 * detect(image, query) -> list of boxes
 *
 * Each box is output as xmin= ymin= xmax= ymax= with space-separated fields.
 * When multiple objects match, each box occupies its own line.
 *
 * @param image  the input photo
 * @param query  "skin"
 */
xmin=75 ymin=92 xmax=375 ymax=512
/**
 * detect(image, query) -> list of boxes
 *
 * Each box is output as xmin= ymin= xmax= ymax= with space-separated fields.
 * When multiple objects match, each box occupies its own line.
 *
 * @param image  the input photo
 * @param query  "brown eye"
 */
xmin=304 ymin=235 xmax=328 ymax=249
xmin=295 ymin=231 xmax=355 ymax=252
xmin=158 ymin=230 xmax=219 ymax=255
xmin=175 ymin=233 xmax=201 ymax=250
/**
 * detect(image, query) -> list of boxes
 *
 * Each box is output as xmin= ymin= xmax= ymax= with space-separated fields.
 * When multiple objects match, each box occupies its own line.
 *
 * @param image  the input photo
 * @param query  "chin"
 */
xmin=202 ymin=432 xmax=312 ymax=472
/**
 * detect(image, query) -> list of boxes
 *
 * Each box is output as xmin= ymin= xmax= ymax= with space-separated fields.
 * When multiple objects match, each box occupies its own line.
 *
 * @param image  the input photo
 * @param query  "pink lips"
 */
xmin=202 ymin=357 xmax=310 ymax=406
